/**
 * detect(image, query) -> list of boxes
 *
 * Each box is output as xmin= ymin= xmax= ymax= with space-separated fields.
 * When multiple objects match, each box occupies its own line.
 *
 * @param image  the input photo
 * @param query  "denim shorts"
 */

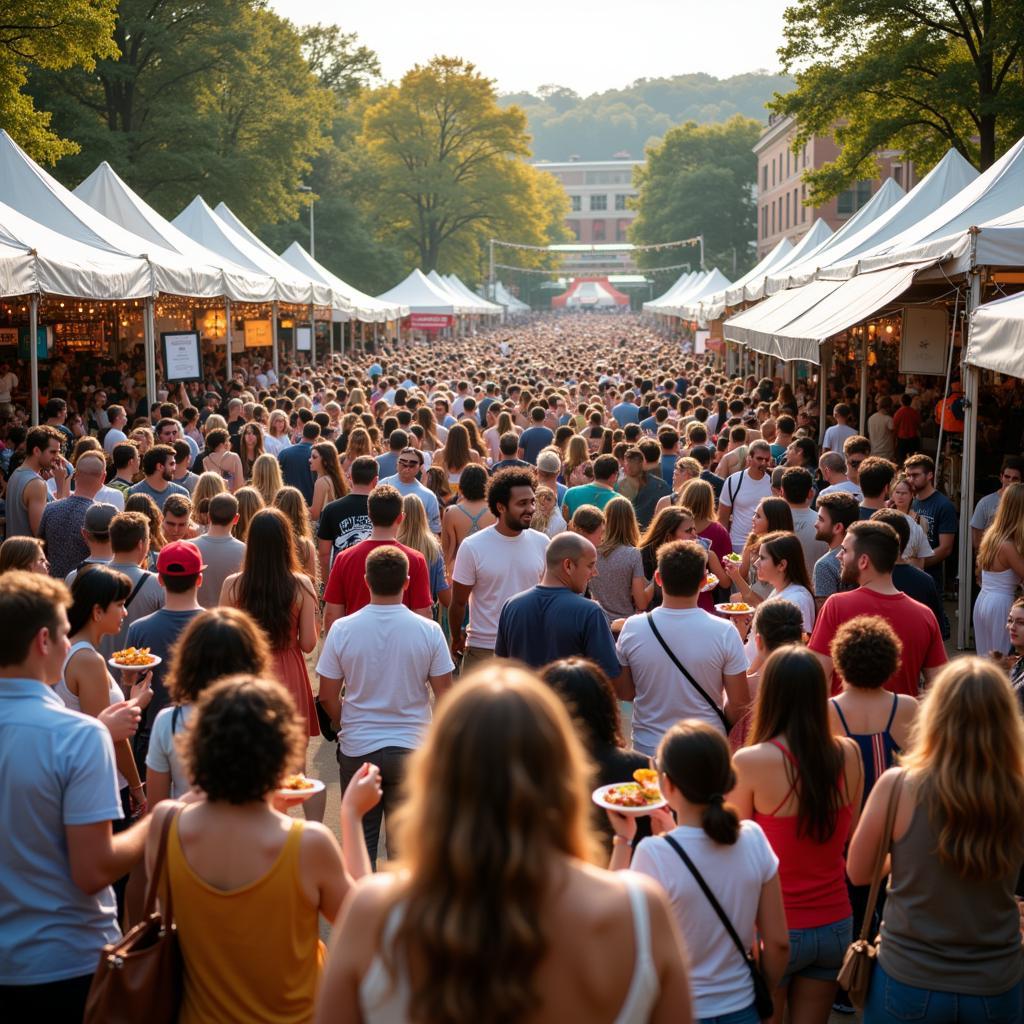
xmin=699 ymin=1003 xmax=760 ymax=1024
xmin=784 ymin=916 xmax=853 ymax=982
xmin=865 ymin=962 xmax=1024 ymax=1024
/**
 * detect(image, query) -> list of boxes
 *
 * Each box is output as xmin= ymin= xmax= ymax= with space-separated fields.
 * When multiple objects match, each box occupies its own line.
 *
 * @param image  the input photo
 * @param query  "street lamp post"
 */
xmin=298 ymin=185 xmax=315 ymax=258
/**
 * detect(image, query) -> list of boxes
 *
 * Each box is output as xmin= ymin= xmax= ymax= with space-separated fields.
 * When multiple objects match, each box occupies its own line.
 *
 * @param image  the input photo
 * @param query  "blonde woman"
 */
xmin=232 ymin=486 xmax=265 ymax=543
xmin=563 ymin=434 xmax=590 ymax=486
xmin=531 ymin=486 xmax=566 ymax=538
xmin=847 ymin=658 xmax=1024 ymax=1018
xmin=484 ymin=410 xmax=516 ymax=463
xmin=251 ymin=453 xmax=285 ymax=507
xmin=588 ymin=495 xmax=649 ymax=625
xmin=341 ymin=427 xmax=374 ymax=481
xmin=263 ymin=410 xmax=291 ymax=456
xmin=274 ymin=485 xmax=319 ymax=586
xmin=314 ymin=668 xmax=692 ymax=1024
xmin=398 ymin=493 xmax=450 ymax=610
xmin=973 ymin=482 xmax=1024 ymax=656
xmin=192 ymin=470 xmax=227 ymax=531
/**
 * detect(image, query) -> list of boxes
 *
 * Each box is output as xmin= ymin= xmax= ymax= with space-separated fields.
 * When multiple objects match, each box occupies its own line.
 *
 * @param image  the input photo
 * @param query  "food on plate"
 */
xmin=701 ymin=572 xmax=718 ymax=590
xmin=110 ymin=646 xmax=155 ymax=666
xmin=604 ymin=782 xmax=661 ymax=809
xmin=724 ymin=552 xmax=742 ymax=563
xmin=632 ymin=768 xmax=660 ymax=799
xmin=720 ymin=602 xmax=753 ymax=613
xmin=280 ymin=773 xmax=315 ymax=791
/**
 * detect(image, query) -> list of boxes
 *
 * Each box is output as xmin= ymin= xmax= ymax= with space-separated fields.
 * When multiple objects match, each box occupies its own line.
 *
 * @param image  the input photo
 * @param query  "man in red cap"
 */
xmin=124 ymin=540 xmax=205 ymax=771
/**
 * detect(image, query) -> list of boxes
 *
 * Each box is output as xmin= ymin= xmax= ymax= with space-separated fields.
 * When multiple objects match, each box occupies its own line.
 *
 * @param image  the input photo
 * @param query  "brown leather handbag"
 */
xmin=837 ymin=770 xmax=905 ymax=1008
xmin=84 ymin=806 xmax=183 ymax=1024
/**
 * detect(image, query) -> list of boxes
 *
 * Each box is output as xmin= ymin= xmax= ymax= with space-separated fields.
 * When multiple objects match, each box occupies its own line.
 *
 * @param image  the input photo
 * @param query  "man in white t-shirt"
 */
xmin=717 ymin=440 xmax=773 ymax=551
xmin=317 ymin=545 xmax=453 ymax=867
xmin=449 ymin=466 xmax=549 ymax=673
xmin=102 ymin=404 xmax=129 ymax=454
xmin=822 ymin=403 xmax=857 ymax=453
xmin=616 ymin=540 xmax=749 ymax=753
xmin=817 ymin=452 xmax=863 ymax=502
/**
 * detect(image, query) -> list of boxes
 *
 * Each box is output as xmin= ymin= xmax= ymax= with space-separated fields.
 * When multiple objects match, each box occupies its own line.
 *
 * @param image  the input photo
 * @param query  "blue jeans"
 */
xmin=865 ymin=963 xmax=1024 ymax=1023
xmin=700 ymin=1003 xmax=761 ymax=1024
xmin=785 ymin=917 xmax=853 ymax=982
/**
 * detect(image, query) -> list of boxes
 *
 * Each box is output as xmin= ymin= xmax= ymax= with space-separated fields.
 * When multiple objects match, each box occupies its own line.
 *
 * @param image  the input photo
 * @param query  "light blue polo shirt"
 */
xmin=0 ymin=678 xmax=122 ymax=984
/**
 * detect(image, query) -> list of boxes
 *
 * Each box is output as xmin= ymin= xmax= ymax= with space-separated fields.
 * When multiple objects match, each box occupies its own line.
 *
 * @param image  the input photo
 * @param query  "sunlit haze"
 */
xmin=269 ymin=0 xmax=791 ymax=95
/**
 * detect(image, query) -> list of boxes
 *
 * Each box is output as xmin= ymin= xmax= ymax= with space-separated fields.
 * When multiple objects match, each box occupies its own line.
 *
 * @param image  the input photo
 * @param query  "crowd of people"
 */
xmin=1 ymin=313 xmax=1022 ymax=1024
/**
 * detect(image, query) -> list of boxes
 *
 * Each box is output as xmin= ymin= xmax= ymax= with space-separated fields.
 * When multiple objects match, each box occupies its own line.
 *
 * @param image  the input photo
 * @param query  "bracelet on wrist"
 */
xmin=611 ymin=834 xmax=632 ymax=847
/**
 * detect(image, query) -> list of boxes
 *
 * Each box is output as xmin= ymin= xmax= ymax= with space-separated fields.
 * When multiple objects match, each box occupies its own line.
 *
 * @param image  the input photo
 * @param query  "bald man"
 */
xmin=494 ymin=532 xmax=620 ymax=677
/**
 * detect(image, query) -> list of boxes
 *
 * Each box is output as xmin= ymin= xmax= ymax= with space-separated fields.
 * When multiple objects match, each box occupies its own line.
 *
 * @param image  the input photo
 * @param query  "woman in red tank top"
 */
xmin=729 ymin=646 xmax=863 ymax=1024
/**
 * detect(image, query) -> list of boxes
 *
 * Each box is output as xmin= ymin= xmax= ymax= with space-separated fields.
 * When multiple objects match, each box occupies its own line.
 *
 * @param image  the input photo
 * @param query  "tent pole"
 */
xmin=144 ymin=297 xmax=157 ymax=414
xmin=373 ymin=322 xmax=378 ymax=352
xmin=397 ymin=318 xmax=402 ymax=348
xmin=859 ymin=330 xmax=868 ymax=434
xmin=271 ymin=301 xmax=279 ymax=378
xmin=29 ymin=294 xmax=39 ymax=426
xmin=817 ymin=342 xmax=829 ymax=447
xmin=309 ymin=301 xmax=316 ymax=368
xmin=224 ymin=297 xmax=233 ymax=383
xmin=328 ymin=307 xmax=334 ymax=358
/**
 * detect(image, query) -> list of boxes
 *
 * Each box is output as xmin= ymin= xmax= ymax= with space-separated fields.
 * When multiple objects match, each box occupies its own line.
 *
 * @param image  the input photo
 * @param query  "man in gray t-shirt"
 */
xmin=970 ymin=457 xmax=1024 ymax=548
xmin=127 ymin=444 xmax=189 ymax=512
xmin=191 ymin=493 xmax=245 ymax=608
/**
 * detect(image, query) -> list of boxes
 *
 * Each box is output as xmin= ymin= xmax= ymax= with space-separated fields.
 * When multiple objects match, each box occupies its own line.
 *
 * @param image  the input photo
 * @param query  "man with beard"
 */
xmin=812 ymin=491 xmax=859 ymax=610
xmin=127 ymin=444 xmax=189 ymax=511
xmin=808 ymin=521 xmax=946 ymax=697
xmin=449 ymin=467 xmax=549 ymax=673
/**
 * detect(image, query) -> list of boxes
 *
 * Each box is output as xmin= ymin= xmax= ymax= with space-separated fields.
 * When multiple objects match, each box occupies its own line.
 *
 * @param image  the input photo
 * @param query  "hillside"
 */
xmin=502 ymin=72 xmax=792 ymax=162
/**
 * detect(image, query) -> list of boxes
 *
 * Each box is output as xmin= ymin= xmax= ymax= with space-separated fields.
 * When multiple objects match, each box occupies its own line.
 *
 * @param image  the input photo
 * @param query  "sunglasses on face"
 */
xmin=398 ymin=459 xmax=420 ymax=468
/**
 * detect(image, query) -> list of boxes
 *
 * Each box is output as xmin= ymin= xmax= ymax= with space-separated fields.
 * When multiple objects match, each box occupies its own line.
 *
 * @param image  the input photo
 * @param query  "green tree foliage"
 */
xmin=774 ymin=0 xmax=1024 ymax=202
xmin=359 ymin=57 xmax=568 ymax=278
xmin=503 ymin=73 xmax=790 ymax=161
xmin=0 ymin=0 xmax=118 ymax=162
xmin=29 ymin=2 xmax=333 ymax=223
xmin=631 ymin=116 xmax=761 ymax=277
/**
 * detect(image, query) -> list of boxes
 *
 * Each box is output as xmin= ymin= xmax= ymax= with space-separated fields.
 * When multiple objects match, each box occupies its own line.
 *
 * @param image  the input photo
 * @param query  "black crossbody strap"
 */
xmin=663 ymin=834 xmax=755 ymax=970
xmin=645 ymin=614 xmax=729 ymax=731
xmin=124 ymin=571 xmax=151 ymax=610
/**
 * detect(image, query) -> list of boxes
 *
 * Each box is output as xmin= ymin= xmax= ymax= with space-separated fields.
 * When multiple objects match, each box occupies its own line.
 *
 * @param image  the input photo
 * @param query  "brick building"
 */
xmin=536 ymin=158 xmax=642 ymax=244
xmin=754 ymin=114 xmax=916 ymax=257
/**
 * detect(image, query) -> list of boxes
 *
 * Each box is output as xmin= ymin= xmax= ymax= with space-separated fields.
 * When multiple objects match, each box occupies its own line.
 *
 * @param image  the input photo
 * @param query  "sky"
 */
xmin=269 ymin=0 xmax=792 ymax=96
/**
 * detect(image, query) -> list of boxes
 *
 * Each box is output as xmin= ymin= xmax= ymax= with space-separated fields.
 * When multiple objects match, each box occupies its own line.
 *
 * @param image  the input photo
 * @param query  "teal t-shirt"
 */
xmin=562 ymin=483 xmax=617 ymax=519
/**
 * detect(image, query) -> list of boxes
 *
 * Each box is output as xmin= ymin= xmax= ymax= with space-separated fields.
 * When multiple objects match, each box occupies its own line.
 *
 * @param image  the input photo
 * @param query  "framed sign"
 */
xmin=900 ymin=307 xmax=949 ymax=376
xmin=408 ymin=313 xmax=453 ymax=330
xmin=161 ymin=331 xmax=202 ymax=382
xmin=296 ymin=325 xmax=312 ymax=351
xmin=244 ymin=319 xmax=272 ymax=349
xmin=694 ymin=329 xmax=709 ymax=355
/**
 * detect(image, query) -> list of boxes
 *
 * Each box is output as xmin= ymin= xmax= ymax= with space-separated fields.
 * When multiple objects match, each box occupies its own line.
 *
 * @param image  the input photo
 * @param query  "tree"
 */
xmin=0 ymin=0 xmax=117 ymax=162
xmin=773 ymin=0 xmax=1024 ymax=202
xmin=630 ymin=116 xmax=761 ymax=277
xmin=359 ymin=56 xmax=563 ymax=275
xmin=29 ymin=2 xmax=333 ymax=223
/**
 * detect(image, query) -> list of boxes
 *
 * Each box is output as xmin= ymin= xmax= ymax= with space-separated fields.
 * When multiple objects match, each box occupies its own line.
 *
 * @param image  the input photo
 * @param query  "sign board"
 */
xmin=408 ymin=313 xmax=453 ymax=330
xmin=695 ymin=329 xmax=709 ymax=355
xmin=900 ymin=306 xmax=949 ymax=376
xmin=0 ymin=327 xmax=17 ymax=350
xmin=19 ymin=325 xmax=51 ymax=359
xmin=231 ymin=328 xmax=245 ymax=354
xmin=160 ymin=331 xmax=202 ymax=382
xmin=296 ymin=325 xmax=312 ymax=351
xmin=244 ymin=319 xmax=272 ymax=349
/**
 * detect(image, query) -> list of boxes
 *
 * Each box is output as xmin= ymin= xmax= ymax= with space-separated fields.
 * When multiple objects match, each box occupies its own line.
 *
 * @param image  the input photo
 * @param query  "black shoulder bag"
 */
xmin=645 ymin=613 xmax=730 ymax=732
xmin=663 ymin=834 xmax=774 ymax=1020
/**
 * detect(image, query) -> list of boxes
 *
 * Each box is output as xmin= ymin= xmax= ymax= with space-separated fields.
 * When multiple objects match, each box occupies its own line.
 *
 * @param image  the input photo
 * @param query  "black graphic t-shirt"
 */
xmin=317 ymin=494 xmax=372 ymax=568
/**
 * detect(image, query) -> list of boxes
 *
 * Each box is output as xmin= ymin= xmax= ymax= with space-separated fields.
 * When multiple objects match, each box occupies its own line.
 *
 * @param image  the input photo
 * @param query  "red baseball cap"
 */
xmin=156 ymin=540 xmax=206 ymax=576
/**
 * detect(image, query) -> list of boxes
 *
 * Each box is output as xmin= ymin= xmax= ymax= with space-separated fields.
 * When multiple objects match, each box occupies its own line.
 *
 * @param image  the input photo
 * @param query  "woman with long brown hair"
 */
xmin=731 ymin=646 xmax=863 ymax=1024
xmin=460 ymin=417 xmax=489 ymax=460
xmin=231 ymin=485 xmax=264 ymax=543
xmin=973 ymin=482 xmax=1024 ymax=657
xmin=564 ymin=434 xmax=591 ymax=484
xmin=341 ymin=426 xmax=374 ymax=481
xmin=725 ymin=530 xmax=816 ymax=635
xmin=310 ymin=441 xmax=349 ymax=524
xmin=415 ymin=405 xmax=441 ymax=454
xmin=315 ymin=666 xmax=693 ymax=1024
xmin=848 ymin=658 xmax=1024 ymax=1021
xmin=221 ymin=508 xmax=323 ymax=817
xmin=432 ymin=422 xmax=484 ymax=494
xmin=237 ymin=421 xmax=265 ymax=482
xmin=274 ymin=485 xmax=320 ymax=585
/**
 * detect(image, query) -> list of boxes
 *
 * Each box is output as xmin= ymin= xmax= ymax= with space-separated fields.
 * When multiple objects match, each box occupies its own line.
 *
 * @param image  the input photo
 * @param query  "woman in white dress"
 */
xmin=973 ymin=483 xmax=1024 ymax=657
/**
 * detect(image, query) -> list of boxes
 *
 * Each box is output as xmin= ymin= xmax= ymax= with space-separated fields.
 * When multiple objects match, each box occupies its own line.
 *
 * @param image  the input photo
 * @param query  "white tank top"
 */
xmin=358 ymin=872 xmax=659 ymax=1024
xmin=57 ymin=639 xmax=128 ymax=789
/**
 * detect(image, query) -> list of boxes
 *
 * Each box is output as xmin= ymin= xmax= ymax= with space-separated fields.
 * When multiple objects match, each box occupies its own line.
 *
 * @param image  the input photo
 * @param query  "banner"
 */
xmin=244 ymin=319 xmax=272 ymax=349
xmin=408 ymin=313 xmax=453 ymax=330
xmin=900 ymin=307 xmax=949 ymax=376
xmin=161 ymin=331 xmax=202 ymax=382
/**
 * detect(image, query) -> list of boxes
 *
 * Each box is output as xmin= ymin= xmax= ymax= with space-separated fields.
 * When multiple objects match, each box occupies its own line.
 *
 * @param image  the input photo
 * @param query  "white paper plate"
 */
xmin=108 ymin=655 xmax=161 ymax=671
xmin=592 ymin=782 xmax=666 ymax=817
xmin=275 ymin=777 xmax=325 ymax=801
xmin=700 ymin=575 xmax=720 ymax=593
xmin=714 ymin=603 xmax=754 ymax=616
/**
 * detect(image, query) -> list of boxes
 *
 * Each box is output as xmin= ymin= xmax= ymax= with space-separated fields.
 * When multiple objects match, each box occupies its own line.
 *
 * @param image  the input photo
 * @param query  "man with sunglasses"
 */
xmin=717 ymin=440 xmax=774 ymax=552
xmin=379 ymin=447 xmax=441 ymax=534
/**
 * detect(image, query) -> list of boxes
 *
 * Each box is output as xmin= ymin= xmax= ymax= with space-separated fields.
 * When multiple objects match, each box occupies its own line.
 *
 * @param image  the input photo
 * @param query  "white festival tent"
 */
xmin=425 ymin=270 xmax=477 ymax=315
xmin=73 ymin=162 xmax=277 ymax=303
xmin=702 ymin=238 xmax=793 ymax=320
xmin=376 ymin=268 xmax=460 ymax=315
xmin=741 ymin=218 xmax=834 ymax=302
xmin=966 ymin=289 xmax=1024 ymax=379
xmin=444 ymin=273 xmax=504 ymax=317
xmin=763 ymin=178 xmax=906 ymax=295
xmin=280 ymin=242 xmax=405 ymax=324
xmin=642 ymin=271 xmax=696 ymax=312
xmin=673 ymin=268 xmax=734 ymax=319
xmin=212 ymin=201 xmax=337 ymax=309
xmin=492 ymin=281 xmax=530 ymax=313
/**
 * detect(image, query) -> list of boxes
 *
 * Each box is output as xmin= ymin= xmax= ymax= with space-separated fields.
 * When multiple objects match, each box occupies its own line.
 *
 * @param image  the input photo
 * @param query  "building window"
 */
xmin=570 ymin=195 xmax=581 ymax=212
xmin=616 ymin=220 xmax=629 ymax=242
xmin=785 ymin=191 xmax=791 ymax=229
xmin=614 ymin=194 xmax=628 ymax=211
xmin=590 ymin=194 xmax=607 ymax=211
xmin=772 ymin=159 xmax=776 ymax=187
xmin=786 ymin=149 xmax=790 ymax=179
xmin=592 ymin=219 xmax=606 ymax=241
xmin=762 ymin=165 xmax=768 ymax=191
xmin=837 ymin=179 xmax=873 ymax=215
xmin=892 ymin=164 xmax=903 ymax=186
xmin=802 ymin=144 xmax=808 ymax=168
xmin=762 ymin=204 xmax=768 ymax=237
xmin=801 ymin=184 xmax=807 ymax=223
xmin=771 ymin=201 xmax=775 ymax=234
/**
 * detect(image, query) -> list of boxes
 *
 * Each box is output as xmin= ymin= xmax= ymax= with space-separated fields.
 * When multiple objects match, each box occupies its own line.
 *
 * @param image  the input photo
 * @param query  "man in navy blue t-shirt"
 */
xmin=494 ymin=533 xmax=619 ymax=678
xmin=517 ymin=406 xmax=555 ymax=465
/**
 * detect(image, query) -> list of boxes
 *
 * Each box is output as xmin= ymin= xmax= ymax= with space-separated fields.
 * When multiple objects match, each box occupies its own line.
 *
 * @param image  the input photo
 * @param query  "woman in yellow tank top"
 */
xmin=145 ymin=675 xmax=382 ymax=1024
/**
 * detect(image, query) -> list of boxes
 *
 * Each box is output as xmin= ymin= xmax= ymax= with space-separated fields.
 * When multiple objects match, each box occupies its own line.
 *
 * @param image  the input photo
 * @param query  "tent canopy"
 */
xmin=740 ymin=219 xmax=833 ymax=302
xmin=707 ymin=238 xmax=793 ymax=317
xmin=967 ymin=289 xmax=1024 ymax=378
xmin=425 ymin=270 xmax=476 ymax=314
xmin=376 ymin=269 xmax=459 ymax=314
xmin=444 ymin=273 xmax=503 ymax=315
xmin=552 ymin=278 xmax=630 ymax=308
xmin=673 ymin=268 xmax=733 ymax=319
xmin=279 ymin=241 xmax=405 ymax=323
xmin=643 ymin=271 xmax=696 ymax=312
xmin=74 ymin=162 xmax=277 ymax=304
xmin=493 ymin=281 xmax=529 ymax=311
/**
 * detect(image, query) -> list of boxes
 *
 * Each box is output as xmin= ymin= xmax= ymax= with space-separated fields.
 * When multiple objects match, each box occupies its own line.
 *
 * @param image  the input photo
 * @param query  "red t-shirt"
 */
xmin=808 ymin=587 xmax=947 ymax=697
xmin=323 ymin=539 xmax=432 ymax=614
xmin=892 ymin=405 xmax=921 ymax=440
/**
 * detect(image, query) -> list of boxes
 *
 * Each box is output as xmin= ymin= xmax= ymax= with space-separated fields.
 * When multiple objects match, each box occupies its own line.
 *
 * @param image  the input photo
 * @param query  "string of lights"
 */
xmin=491 ymin=236 xmax=702 ymax=253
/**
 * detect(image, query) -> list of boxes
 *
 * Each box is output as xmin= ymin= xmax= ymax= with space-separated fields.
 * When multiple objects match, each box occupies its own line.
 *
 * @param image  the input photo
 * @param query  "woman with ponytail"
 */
xmin=609 ymin=719 xmax=790 ymax=1024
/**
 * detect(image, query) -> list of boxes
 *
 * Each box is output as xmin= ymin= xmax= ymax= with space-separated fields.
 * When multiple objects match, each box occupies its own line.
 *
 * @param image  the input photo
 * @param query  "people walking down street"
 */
xmin=589 ymin=496 xmax=650 ymax=627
